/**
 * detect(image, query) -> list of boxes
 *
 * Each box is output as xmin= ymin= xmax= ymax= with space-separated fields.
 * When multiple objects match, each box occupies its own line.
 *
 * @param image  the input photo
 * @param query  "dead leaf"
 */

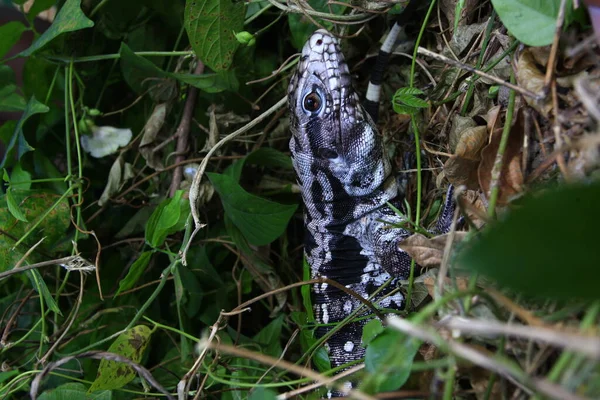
xmin=398 ymin=232 xmax=468 ymax=268
xmin=449 ymin=115 xmax=477 ymax=153
xmin=444 ymin=156 xmax=480 ymax=189
xmin=478 ymin=108 xmax=525 ymax=205
xmin=421 ymin=274 xmax=470 ymax=299
xmin=516 ymin=49 xmax=551 ymax=115
xmin=455 ymin=126 xmax=487 ymax=159
xmin=139 ymin=103 xmax=168 ymax=170
xmin=484 ymin=105 xmax=502 ymax=132
xmin=99 ymin=156 xmax=134 ymax=206
xmin=445 ymin=125 xmax=487 ymax=189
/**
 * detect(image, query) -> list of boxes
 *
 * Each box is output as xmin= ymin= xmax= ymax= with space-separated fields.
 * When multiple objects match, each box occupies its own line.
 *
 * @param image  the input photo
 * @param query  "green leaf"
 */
xmin=392 ymin=103 xmax=418 ymax=116
xmin=253 ymin=315 xmax=283 ymax=357
xmin=6 ymin=189 xmax=28 ymax=222
xmin=363 ymin=328 xmax=420 ymax=393
xmin=248 ymin=387 xmax=278 ymax=400
xmin=0 ymin=191 xmax=70 ymax=273
xmin=145 ymin=190 xmax=186 ymax=247
xmin=179 ymin=263 xmax=203 ymax=317
xmin=38 ymin=382 xmax=111 ymax=400
xmin=491 ymin=0 xmax=573 ymax=46
xmin=394 ymin=87 xmax=425 ymax=96
xmin=245 ymin=147 xmax=294 ymax=170
xmin=88 ymin=325 xmax=152 ymax=393
xmin=0 ymin=66 xmax=26 ymax=112
xmin=116 ymin=251 xmax=153 ymax=296
xmin=27 ymin=268 xmax=62 ymax=315
xmin=184 ymin=0 xmax=245 ymax=71
xmin=313 ymin=346 xmax=331 ymax=372
xmin=174 ymin=70 xmax=239 ymax=92
xmin=208 ymin=172 xmax=297 ymax=245
xmin=395 ymin=95 xmax=429 ymax=109
xmin=0 ymin=21 xmax=27 ymax=59
xmin=361 ymin=319 xmax=384 ymax=347
xmin=457 ymin=183 xmax=600 ymax=300
xmin=393 ymin=88 xmax=429 ymax=111
xmin=119 ymin=43 xmax=237 ymax=94
xmin=20 ymin=0 xmax=94 ymax=56
xmin=9 ymin=163 xmax=32 ymax=190
xmin=0 ymin=96 xmax=48 ymax=169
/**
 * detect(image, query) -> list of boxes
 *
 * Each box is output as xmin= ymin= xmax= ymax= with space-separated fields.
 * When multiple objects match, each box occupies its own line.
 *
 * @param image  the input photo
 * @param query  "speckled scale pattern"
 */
xmin=288 ymin=29 xmax=454 ymax=396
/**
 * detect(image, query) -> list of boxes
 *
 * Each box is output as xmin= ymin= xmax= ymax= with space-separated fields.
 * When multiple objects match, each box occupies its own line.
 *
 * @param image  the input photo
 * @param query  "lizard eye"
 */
xmin=302 ymin=91 xmax=322 ymax=114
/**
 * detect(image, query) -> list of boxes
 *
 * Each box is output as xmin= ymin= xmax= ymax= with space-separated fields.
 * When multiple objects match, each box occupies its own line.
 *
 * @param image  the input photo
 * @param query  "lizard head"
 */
xmin=288 ymin=29 xmax=391 ymax=198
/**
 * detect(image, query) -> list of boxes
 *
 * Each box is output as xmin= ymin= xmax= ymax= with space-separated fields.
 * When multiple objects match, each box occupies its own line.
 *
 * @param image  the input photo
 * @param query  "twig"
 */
xmin=387 ymin=316 xmax=588 ymax=400
xmin=0 ymin=256 xmax=80 ymax=281
xmin=169 ymin=61 xmax=205 ymax=197
xmin=203 ymin=341 xmax=375 ymax=400
xmin=416 ymin=47 xmax=541 ymax=100
xmin=277 ymin=364 xmax=365 ymax=399
xmin=440 ymin=317 xmax=600 ymax=359
xmin=543 ymin=0 xmax=568 ymax=89
xmin=184 ymin=96 xmax=288 ymax=265
xmin=38 ymin=272 xmax=85 ymax=365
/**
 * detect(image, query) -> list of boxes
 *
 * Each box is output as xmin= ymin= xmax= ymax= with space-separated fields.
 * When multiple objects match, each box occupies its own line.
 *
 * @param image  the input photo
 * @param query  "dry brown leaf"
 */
xmin=139 ymin=103 xmax=168 ymax=170
xmin=398 ymin=232 xmax=468 ymax=268
xmin=455 ymin=126 xmax=487 ymax=159
xmin=484 ymin=105 xmax=502 ymax=132
xmin=449 ymin=115 xmax=477 ymax=153
xmin=421 ymin=275 xmax=470 ymax=299
xmin=468 ymin=367 xmax=503 ymax=400
xmin=444 ymin=156 xmax=480 ymax=189
xmin=478 ymin=108 xmax=525 ymax=205
xmin=516 ymin=49 xmax=551 ymax=116
xmin=99 ymin=156 xmax=133 ymax=207
xmin=445 ymin=125 xmax=487 ymax=189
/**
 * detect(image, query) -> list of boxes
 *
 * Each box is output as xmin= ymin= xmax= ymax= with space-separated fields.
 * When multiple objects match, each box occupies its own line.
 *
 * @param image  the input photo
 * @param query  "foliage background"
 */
xmin=1 ymin=0 xmax=599 ymax=399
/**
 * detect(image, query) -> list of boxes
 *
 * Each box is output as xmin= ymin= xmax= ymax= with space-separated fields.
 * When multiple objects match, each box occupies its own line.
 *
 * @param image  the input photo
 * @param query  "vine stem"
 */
xmin=487 ymin=71 xmax=517 ymax=218
xmin=404 ymin=0 xmax=437 ymax=313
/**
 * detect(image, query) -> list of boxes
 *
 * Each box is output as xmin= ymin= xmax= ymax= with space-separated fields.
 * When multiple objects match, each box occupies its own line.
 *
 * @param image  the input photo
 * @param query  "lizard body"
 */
xmin=288 ymin=28 xmax=454 ymax=394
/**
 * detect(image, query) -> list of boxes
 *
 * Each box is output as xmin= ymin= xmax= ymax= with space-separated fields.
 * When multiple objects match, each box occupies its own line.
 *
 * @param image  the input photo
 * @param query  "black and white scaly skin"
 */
xmin=288 ymin=29 xmax=455 ymax=395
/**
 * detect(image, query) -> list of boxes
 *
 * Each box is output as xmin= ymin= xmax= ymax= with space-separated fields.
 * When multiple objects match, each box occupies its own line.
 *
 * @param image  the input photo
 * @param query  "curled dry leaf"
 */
xmin=478 ymin=108 xmax=525 ymax=205
xmin=421 ymin=274 xmax=470 ymax=300
xmin=99 ymin=156 xmax=134 ymax=206
xmin=449 ymin=115 xmax=477 ymax=152
xmin=516 ymin=49 xmax=551 ymax=116
xmin=398 ymin=232 xmax=468 ymax=268
xmin=445 ymin=125 xmax=488 ymax=189
xmin=139 ymin=103 xmax=168 ymax=170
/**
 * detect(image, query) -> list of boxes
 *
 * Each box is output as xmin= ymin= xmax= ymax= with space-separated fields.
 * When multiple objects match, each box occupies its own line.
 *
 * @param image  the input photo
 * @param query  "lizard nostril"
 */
xmin=316 ymin=39 xmax=322 ymax=46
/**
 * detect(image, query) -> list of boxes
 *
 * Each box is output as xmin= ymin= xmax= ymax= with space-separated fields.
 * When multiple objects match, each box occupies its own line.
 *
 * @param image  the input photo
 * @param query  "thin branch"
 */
xmin=387 ymin=316 xmax=588 ymax=400
xmin=169 ymin=61 xmax=205 ymax=197
xmin=439 ymin=317 xmax=600 ymax=360
xmin=416 ymin=47 xmax=541 ymax=100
